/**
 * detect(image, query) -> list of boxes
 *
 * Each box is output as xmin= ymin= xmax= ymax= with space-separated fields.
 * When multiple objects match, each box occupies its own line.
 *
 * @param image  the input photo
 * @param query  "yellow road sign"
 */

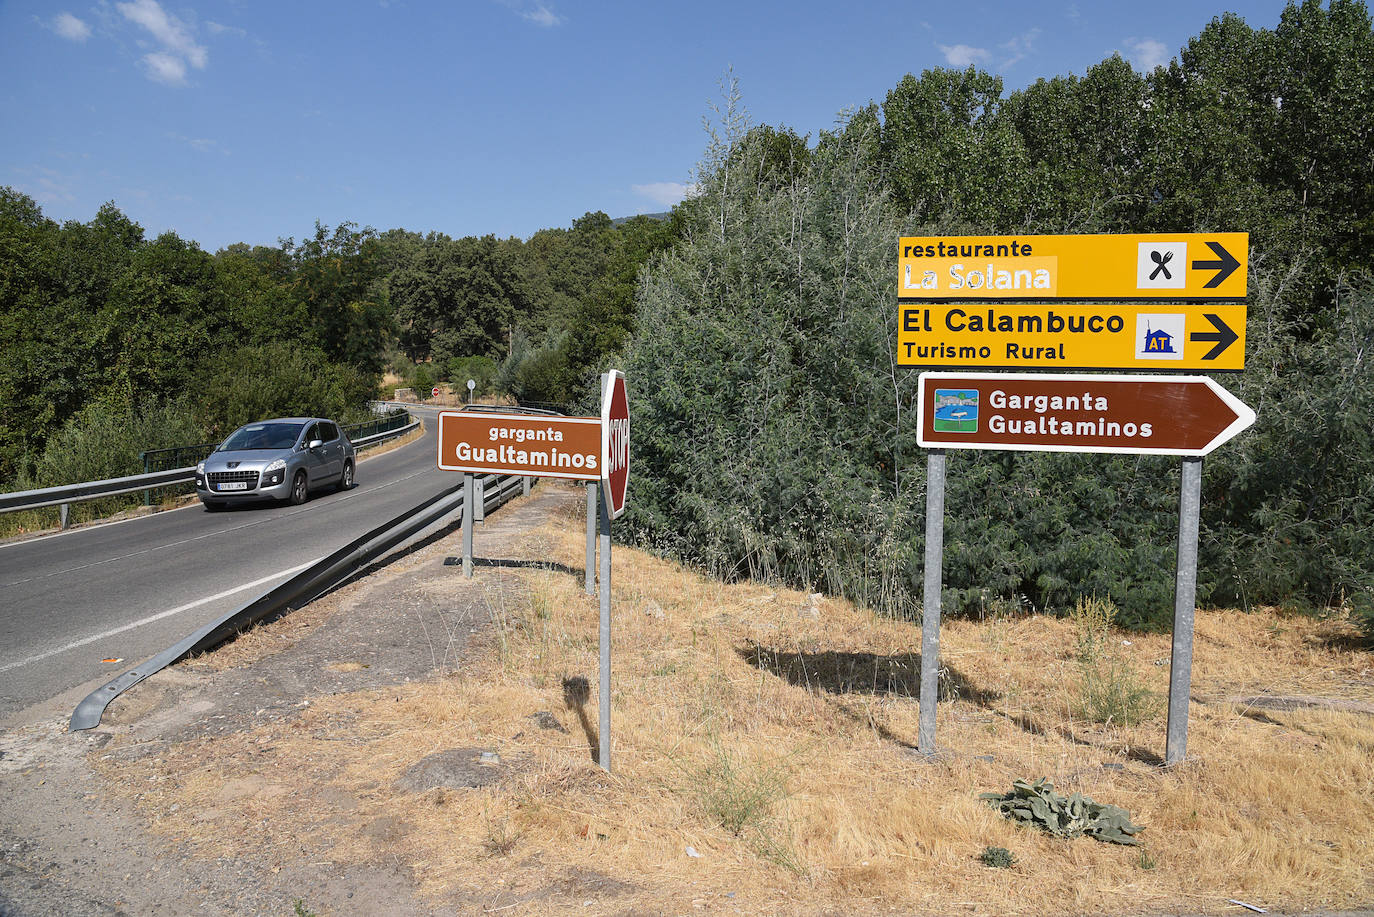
xmin=898 ymin=233 xmax=1248 ymax=301
xmin=898 ymin=303 xmax=1246 ymax=370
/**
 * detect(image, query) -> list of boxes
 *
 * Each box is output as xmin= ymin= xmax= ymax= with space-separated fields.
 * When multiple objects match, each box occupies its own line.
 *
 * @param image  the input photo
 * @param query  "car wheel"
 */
xmin=202 ymin=500 xmax=225 ymax=512
xmin=289 ymin=470 xmax=309 ymax=505
xmin=337 ymin=460 xmax=355 ymax=492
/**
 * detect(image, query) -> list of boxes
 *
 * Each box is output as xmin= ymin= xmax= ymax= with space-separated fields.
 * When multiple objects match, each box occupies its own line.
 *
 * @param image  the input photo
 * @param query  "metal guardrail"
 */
xmin=70 ymin=471 xmax=527 ymax=731
xmin=0 ymin=412 xmax=417 ymax=521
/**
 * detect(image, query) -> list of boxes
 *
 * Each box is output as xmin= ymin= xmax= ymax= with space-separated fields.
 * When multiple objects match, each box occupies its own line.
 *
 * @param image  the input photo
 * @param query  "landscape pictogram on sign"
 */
xmin=932 ymin=389 xmax=979 ymax=433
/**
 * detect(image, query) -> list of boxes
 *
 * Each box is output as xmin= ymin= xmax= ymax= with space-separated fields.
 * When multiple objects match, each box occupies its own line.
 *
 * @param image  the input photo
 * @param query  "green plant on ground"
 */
xmin=980 ymin=845 xmax=1016 ymax=868
xmin=980 ymin=778 xmax=1145 ymax=846
xmin=692 ymin=737 xmax=789 ymax=836
xmin=1071 ymin=596 xmax=1160 ymax=726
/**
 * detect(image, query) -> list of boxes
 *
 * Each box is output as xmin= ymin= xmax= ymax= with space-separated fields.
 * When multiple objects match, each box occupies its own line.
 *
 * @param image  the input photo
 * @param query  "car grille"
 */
xmin=208 ymin=470 xmax=260 ymax=488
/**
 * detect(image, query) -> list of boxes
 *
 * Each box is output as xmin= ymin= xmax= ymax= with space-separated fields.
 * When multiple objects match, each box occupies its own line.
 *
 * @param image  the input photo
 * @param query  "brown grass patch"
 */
xmin=95 ymin=493 xmax=1374 ymax=915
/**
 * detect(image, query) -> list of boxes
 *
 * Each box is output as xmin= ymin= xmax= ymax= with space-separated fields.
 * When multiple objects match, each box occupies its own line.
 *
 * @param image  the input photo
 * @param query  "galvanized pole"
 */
xmin=1166 ymin=457 xmax=1203 ymax=766
xmin=585 ymin=482 xmax=597 ymax=595
xmin=919 ymin=450 xmax=947 ymax=755
xmin=462 ymin=473 xmax=474 ymax=578
xmin=473 ymin=476 xmax=485 ymax=523
xmin=598 ymin=484 xmax=612 ymax=772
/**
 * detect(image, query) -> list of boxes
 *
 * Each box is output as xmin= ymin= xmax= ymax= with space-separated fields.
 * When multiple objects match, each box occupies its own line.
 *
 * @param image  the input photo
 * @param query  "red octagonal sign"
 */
xmin=600 ymin=370 xmax=629 ymax=519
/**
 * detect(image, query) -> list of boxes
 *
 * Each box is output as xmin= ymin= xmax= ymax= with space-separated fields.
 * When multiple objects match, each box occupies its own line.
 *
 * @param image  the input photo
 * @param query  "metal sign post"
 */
xmin=462 ymin=473 xmax=474 ymax=578
xmin=585 ymin=482 xmax=596 ymax=596
xmin=595 ymin=369 xmax=629 ymax=773
xmin=598 ymin=484 xmax=612 ymax=771
xmin=919 ymin=450 xmax=946 ymax=755
xmin=1166 ymin=457 xmax=1203 ymax=765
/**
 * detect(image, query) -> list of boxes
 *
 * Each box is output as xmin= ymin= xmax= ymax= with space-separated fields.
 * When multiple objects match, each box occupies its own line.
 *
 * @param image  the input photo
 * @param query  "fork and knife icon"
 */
xmin=1149 ymin=249 xmax=1173 ymax=280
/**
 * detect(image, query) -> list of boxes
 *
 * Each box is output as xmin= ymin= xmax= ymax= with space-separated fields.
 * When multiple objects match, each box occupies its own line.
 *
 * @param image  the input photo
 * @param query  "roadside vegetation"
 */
xmin=621 ymin=3 xmax=1374 ymax=632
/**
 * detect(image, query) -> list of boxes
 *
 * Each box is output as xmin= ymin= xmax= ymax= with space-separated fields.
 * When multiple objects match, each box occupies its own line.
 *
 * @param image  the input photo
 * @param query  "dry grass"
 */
xmin=95 ymin=489 xmax=1374 ymax=915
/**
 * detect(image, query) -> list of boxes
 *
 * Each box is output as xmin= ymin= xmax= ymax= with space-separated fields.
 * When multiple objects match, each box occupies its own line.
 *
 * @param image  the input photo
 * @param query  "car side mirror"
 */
xmin=309 ymin=439 xmax=324 ymax=450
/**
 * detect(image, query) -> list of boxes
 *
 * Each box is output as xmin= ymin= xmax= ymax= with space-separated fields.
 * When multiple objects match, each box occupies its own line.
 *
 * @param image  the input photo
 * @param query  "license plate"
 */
xmin=217 ymin=482 xmax=249 ymax=491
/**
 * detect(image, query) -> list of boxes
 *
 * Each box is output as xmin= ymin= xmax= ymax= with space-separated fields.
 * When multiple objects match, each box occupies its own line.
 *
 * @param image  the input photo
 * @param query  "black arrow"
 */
xmin=1190 ymin=313 xmax=1239 ymax=360
xmin=1191 ymin=241 xmax=1241 ymax=288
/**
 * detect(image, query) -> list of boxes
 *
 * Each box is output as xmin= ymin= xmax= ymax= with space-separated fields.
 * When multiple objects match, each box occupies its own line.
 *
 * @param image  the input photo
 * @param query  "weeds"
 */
xmin=480 ymin=813 xmax=520 ymax=858
xmin=980 ymin=845 xmax=1016 ymax=868
xmin=692 ymin=736 xmax=789 ymax=837
xmin=1071 ymin=597 xmax=1160 ymax=726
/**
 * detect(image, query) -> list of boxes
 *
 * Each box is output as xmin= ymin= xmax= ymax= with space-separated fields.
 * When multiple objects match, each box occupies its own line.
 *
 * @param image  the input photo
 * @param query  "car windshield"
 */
xmin=220 ymin=422 xmax=305 ymax=452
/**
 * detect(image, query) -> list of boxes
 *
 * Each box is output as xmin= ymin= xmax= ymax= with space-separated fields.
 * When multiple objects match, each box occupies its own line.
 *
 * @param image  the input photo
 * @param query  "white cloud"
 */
xmin=523 ymin=4 xmax=563 ymax=27
xmin=118 ymin=0 xmax=208 ymax=84
xmin=141 ymin=50 xmax=188 ymax=85
xmin=1000 ymin=28 xmax=1040 ymax=69
xmin=939 ymin=44 xmax=989 ymax=68
xmin=1123 ymin=37 xmax=1169 ymax=71
xmin=499 ymin=1 xmax=564 ymax=27
xmin=206 ymin=21 xmax=247 ymax=38
xmin=632 ymin=182 xmax=692 ymax=208
xmin=54 ymin=12 xmax=92 ymax=42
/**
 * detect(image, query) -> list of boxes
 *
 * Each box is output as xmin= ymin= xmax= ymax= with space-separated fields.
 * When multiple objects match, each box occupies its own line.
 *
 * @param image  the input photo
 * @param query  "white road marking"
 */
xmin=0 ymin=559 xmax=317 ymax=674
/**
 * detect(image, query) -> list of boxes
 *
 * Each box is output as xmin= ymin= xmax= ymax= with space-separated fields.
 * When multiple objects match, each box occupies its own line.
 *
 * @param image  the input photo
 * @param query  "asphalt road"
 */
xmin=0 ymin=405 xmax=452 ymax=723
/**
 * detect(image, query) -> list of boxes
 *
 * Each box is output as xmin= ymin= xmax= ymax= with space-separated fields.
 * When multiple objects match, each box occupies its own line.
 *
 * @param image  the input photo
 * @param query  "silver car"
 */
xmin=195 ymin=417 xmax=356 ymax=510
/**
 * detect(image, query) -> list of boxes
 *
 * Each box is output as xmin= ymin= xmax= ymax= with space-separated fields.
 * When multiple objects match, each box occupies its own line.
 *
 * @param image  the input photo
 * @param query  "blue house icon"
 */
xmin=1143 ymin=324 xmax=1175 ymax=354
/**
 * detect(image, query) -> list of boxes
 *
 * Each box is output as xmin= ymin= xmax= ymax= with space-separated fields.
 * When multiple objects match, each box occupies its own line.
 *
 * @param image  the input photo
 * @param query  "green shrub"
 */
xmin=445 ymin=355 xmax=498 ymax=396
xmin=194 ymin=342 xmax=376 ymax=436
xmin=1 ymin=392 xmax=205 ymax=533
xmin=980 ymin=845 xmax=1016 ymax=868
xmin=31 ymin=392 xmax=203 ymax=487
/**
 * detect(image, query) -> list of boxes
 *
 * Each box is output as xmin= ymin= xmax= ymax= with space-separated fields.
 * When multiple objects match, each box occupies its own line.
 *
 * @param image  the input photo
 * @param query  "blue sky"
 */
xmin=2 ymin=0 xmax=1294 ymax=252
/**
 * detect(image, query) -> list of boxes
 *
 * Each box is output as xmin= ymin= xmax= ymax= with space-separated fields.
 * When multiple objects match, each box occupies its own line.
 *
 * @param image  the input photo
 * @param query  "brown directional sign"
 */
xmin=917 ymin=372 xmax=1255 ymax=456
xmin=437 ymin=410 xmax=602 ymax=480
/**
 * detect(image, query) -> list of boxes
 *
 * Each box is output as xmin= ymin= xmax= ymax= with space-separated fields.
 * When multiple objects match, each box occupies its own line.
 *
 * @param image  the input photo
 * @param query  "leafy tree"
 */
xmin=0 ymin=194 xmax=145 ymax=478
xmin=101 ymin=231 xmax=229 ymax=402
xmin=390 ymin=233 xmax=528 ymax=365
xmin=880 ymin=67 xmax=1032 ymax=225
xmin=285 ymin=221 xmax=394 ymax=374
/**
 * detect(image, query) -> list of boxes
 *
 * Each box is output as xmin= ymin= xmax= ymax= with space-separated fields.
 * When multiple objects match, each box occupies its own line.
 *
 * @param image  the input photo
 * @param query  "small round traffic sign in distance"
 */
xmin=601 ymin=370 xmax=629 ymax=519
xmin=432 ymin=386 xmax=441 ymax=398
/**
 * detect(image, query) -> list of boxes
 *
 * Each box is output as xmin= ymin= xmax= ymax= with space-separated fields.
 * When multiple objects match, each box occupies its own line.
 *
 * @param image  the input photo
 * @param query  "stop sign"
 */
xmin=600 ymin=370 xmax=629 ymax=519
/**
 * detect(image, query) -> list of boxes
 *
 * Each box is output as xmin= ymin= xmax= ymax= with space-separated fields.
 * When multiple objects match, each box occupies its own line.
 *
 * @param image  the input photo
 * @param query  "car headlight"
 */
xmin=263 ymin=459 xmax=286 ymax=473
xmin=196 ymin=461 xmax=205 ymax=474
